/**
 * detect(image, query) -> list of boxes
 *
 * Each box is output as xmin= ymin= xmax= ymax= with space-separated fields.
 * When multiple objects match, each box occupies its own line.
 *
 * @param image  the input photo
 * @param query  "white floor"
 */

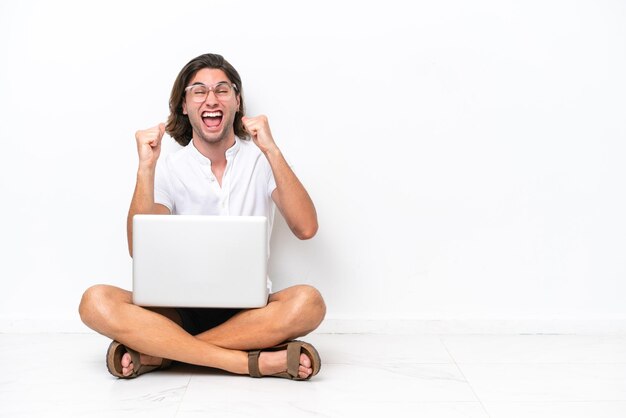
xmin=1 ymin=333 xmax=626 ymax=418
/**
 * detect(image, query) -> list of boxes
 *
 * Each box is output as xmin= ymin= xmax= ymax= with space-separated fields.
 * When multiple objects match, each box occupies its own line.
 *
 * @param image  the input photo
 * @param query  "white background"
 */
xmin=1 ymin=0 xmax=625 ymax=332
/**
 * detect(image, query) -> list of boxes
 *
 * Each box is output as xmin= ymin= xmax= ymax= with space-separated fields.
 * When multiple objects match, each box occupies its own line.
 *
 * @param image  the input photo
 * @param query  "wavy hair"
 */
xmin=165 ymin=53 xmax=248 ymax=146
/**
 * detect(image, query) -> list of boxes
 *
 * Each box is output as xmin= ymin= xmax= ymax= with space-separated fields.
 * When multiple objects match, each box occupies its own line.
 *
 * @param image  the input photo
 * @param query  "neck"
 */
xmin=192 ymin=133 xmax=236 ymax=164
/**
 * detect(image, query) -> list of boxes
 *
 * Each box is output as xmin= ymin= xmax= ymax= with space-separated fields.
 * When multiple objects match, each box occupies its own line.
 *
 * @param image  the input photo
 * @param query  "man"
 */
xmin=79 ymin=53 xmax=326 ymax=381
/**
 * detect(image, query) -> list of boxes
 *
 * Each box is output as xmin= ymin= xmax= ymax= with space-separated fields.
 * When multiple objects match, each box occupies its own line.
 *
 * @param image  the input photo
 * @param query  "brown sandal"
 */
xmin=248 ymin=340 xmax=321 ymax=381
xmin=106 ymin=340 xmax=172 ymax=379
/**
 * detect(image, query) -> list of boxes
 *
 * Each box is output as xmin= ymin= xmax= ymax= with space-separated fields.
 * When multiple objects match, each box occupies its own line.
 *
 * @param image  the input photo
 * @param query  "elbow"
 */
xmin=295 ymin=221 xmax=318 ymax=240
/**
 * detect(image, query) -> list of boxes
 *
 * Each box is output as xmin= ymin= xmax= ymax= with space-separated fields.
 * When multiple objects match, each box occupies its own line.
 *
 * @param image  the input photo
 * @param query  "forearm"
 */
xmin=126 ymin=166 xmax=158 ymax=256
xmin=265 ymin=148 xmax=318 ymax=240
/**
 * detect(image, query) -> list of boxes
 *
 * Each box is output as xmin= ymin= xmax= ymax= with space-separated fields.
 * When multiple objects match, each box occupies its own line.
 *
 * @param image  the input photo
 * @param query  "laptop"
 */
xmin=132 ymin=215 xmax=269 ymax=308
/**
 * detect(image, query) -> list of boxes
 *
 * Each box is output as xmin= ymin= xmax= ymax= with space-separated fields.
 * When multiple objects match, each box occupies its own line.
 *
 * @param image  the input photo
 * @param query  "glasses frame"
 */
xmin=184 ymin=82 xmax=238 ymax=103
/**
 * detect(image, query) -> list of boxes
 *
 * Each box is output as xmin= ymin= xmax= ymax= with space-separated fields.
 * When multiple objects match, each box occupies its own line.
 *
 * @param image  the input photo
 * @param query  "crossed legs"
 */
xmin=78 ymin=284 xmax=326 ymax=378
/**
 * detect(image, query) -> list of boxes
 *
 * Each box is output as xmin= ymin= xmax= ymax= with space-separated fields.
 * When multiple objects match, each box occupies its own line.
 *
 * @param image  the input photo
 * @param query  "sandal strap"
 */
xmin=246 ymin=340 xmax=320 ymax=380
xmin=286 ymin=342 xmax=302 ymax=378
xmin=133 ymin=363 xmax=161 ymax=376
xmin=248 ymin=350 xmax=262 ymax=378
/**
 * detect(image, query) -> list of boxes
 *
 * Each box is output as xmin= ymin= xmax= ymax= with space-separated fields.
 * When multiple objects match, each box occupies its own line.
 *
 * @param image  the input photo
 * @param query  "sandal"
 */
xmin=106 ymin=340 xmax=172 ymax=379
xmin=248 ymin=340 xmax=321 ymax=380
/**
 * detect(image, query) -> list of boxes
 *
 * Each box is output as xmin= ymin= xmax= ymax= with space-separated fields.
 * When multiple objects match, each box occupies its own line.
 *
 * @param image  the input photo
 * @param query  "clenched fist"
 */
xmin=242 ymin=115 xmax=278 ymax=155
xmin=135 ymin=123 xmax=165 ymax=168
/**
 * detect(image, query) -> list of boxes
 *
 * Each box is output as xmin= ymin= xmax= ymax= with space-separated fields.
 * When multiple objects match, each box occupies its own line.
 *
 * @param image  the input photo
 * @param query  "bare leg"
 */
xmin=79 ymin=284 xmax=326 ymax=378
xmin=195 ymin=285 xmax=326 ymax=349
xmin=195 ymin=285 xmax=326 ymax=378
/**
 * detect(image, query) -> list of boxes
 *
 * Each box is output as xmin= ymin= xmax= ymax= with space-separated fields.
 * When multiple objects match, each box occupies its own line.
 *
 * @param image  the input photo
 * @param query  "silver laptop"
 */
xmin=132 ymin=215 xmax=269 ymax=308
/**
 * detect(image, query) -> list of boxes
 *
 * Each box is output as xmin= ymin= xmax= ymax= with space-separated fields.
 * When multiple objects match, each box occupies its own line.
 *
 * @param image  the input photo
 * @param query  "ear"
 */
xmin=182 ymin=99 xmax=188 ymax=115
xmin=236 ymin=94 xmax=241 ymax=112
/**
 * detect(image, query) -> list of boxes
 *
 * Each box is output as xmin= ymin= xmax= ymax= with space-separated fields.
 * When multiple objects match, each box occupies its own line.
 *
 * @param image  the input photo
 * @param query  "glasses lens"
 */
xmin=214 ymin=83 xmax=233 ymax=97
xmin=190 ymin=85 xmax=208 ymax=102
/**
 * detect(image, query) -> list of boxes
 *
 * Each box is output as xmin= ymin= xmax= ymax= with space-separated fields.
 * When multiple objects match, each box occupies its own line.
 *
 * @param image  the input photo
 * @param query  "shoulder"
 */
xmin=159 ymin=143 xmax=194 ymax=170
xmin=235 ymin=137 xmax=266 ymax=163
xmin=236 ymin=137 xmax=260 ymax=154
xmin=170 ymin=143 xmax=194 ymax=162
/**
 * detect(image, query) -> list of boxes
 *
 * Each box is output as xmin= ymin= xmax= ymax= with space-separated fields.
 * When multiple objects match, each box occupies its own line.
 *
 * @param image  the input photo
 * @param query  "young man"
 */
xmin=79 ymin=53 xmax=326 ymax=380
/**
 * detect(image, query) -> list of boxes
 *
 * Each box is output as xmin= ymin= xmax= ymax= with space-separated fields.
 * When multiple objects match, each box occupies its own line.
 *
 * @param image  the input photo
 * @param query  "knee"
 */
xmin=78 ymin=284 xmax=117 ymax=328
xmin=284 ymin=285 xmax=326 ymax=335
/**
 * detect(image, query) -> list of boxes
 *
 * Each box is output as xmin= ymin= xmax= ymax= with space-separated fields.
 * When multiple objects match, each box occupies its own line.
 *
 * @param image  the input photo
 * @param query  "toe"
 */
xmin=121 ymin=352 xmax=134 ymax=377
xmin=297 ymin=352 xmax=313 ymax=378
xmin=298 ymin=365 xmax=312 ymax=379
xmin=122 ymin=363 xmax=135 ymax=377
xmin=121 ymin=352 xmax=132 ymax=368
xmin=300 ymin=353 xmax=312 ymax=368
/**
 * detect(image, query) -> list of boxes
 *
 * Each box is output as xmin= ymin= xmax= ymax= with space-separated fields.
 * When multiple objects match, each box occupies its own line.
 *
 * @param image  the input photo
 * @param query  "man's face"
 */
xmin=182 ymin=68 xmax=240 ymax=146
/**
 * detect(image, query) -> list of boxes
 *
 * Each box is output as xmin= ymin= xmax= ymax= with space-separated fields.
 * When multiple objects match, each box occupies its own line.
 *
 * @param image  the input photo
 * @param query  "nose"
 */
xmin=204 ymin=89 xmax=219 ymax=105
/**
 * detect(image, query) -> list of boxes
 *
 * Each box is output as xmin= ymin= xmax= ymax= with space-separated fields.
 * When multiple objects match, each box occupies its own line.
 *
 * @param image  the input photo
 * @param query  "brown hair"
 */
xmin=165 ymin=53 xmax=248 ymax=146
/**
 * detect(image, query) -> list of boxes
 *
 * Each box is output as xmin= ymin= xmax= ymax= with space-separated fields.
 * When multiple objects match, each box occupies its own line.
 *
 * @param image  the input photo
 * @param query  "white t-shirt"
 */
xmin=154 ymin=137 xmax=277 ymax=289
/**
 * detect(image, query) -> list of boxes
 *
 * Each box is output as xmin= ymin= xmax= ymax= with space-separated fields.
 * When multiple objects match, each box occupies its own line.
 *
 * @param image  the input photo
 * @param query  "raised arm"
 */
xmin=242 ymin=115 xmax=318 ymax=240
xmin=127 ymin=123 xmax=171 ymax=256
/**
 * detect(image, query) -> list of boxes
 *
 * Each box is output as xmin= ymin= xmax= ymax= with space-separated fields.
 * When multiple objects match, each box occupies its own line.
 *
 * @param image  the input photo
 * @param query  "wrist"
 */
xmin=137 ymin=163 xmax=156 ymax=176
xmin=263 ymin=146 xmax=281 ymax=159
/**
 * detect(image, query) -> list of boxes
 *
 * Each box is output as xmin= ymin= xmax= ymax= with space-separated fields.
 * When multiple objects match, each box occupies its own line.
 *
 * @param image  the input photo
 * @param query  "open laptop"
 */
xmin=132 ymin=215 xmax=269 ymax=308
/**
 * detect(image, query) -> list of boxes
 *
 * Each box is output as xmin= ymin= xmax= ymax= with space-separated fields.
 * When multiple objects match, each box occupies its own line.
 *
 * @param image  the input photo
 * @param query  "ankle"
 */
xmin=139 ymin=353 xmax=163 ymax=366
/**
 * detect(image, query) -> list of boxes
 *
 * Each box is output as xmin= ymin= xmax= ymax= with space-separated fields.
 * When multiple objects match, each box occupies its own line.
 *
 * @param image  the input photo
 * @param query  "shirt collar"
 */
xmin=225 ymin=136 xmax=241 ymax=159
xmin=189 ymin=136 xmax=241 ymax=165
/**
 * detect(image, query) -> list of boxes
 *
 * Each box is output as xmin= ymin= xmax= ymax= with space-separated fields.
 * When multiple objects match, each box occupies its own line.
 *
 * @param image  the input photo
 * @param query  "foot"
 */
xmin=120 ymin=352 xmax=163 ymax=377
xmin=258 ymin=350 xmax=313 ymax=379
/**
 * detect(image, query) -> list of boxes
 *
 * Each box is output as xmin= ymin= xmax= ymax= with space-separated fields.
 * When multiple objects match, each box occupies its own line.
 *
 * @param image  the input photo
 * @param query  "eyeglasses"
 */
xmin=185 ymin=82 xmax=238 ymax=103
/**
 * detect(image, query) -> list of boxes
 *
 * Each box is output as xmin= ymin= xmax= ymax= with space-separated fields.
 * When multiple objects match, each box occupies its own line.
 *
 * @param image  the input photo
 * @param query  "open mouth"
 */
xmin=202 ymin=111 xmax=223 ymax=129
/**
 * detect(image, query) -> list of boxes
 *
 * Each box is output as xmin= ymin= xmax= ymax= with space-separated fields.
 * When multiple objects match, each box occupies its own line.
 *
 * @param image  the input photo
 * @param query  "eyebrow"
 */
xmin=189 ymin=81 xmax=230 ymax=87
